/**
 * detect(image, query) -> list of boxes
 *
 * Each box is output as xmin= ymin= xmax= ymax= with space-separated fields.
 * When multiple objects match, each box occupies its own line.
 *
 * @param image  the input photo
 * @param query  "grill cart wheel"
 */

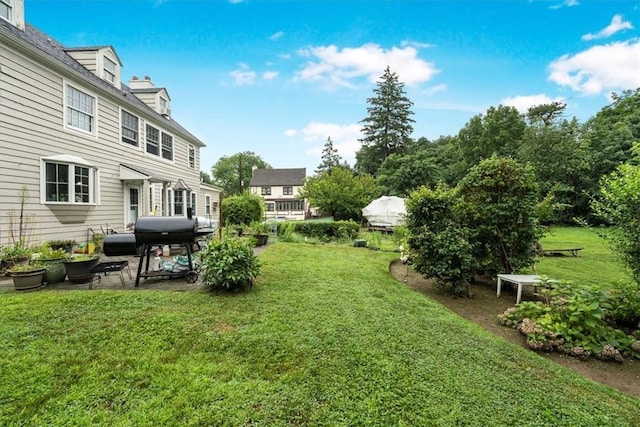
xmin=185 ymin=271 xmax=199 ymax=283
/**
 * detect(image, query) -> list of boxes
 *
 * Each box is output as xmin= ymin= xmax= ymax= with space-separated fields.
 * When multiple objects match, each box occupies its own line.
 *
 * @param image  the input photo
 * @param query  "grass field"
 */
xmin=1 ymin=241 xmax=639 ymax=425
xmin=533 ymin=226 xmax=633 ymax=286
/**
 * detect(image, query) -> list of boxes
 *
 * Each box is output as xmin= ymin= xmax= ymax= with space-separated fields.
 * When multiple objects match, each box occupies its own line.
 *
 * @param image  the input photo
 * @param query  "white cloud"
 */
xmin=501 ymin=94 xmax=566 ymax=113
xmin=549 ymin=0 xmax=579 ymax=10
xmin=287 ymin=122 xmax=362 ymax=165
xmin=548 ymin=40 xmax=640 ymax=95
xmin=230 ymin=63 xmax=256 ymax=86
xmin=421 ymin=84 xmax=447 ymax=96
xmin=270 ymin=31 xmax=284 ymax=41
xmin=284 ymin=129 xmax=297 ymax=137
xmin=582 ymin=15 xmax=634 ymax=41
xmin=401 ymin=40 xmax=433 ymax=49
xmin=263 ymin=71 xmax=279 ymax=80
xmin=295 ymin=43 xmax=438 ymax=89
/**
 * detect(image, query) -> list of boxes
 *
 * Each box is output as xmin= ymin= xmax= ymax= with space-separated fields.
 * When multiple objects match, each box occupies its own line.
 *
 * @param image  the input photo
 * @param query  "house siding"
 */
xmin=0 ymin=23 xmax=218 ymax=246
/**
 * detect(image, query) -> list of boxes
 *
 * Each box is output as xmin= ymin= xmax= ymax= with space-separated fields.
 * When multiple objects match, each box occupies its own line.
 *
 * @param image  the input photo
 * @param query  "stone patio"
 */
xmin=0 ymin=244 xmax=268 ymax=292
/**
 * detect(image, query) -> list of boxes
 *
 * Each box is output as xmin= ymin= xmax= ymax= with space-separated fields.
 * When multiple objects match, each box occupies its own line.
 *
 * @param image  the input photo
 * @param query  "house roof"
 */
xmin=249 ymin=168 xmax=306 ymax=186
xmin=0 ymin=20 xmax=205 ymax=147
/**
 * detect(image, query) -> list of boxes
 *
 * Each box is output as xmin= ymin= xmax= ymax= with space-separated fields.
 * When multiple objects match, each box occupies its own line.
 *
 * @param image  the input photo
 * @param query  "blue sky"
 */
xmin=25 ymin=0 xmax=640 ymax=175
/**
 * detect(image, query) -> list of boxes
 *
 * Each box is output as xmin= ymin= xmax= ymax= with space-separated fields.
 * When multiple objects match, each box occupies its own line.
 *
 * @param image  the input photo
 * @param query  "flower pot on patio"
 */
xmin=40 ymin=258 xmax=67 ymax=284
xmin=9 ymin=266 xmax=46 ymax=291
xmin=63 ymin=256 xmax=100 ymax=284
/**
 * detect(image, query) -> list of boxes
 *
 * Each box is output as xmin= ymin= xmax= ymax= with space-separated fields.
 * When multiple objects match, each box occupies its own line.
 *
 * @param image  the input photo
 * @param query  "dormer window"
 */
xmin=103 ymin=56 xmax=117 ymax=84
xmin=0 ymin=0 xmax=11 ymax=22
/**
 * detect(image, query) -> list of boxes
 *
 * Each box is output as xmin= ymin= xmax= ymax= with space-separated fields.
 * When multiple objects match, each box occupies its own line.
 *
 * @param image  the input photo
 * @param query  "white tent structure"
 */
xmin=362 ymin=196 xmax=406 ymax=229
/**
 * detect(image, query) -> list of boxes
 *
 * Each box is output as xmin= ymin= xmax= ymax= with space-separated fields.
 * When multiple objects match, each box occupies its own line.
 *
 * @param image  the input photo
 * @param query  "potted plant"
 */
xmin=63 ymin=254 xmax=100 ymax=284
xmin=8 ymin=263 xmax=46 ymax=291
xmin=249 ymin=221 xmax=269 ymax=246
xmin=48 ymin=239 xmax=76 ymax=254
xmin=91 ymin=233 xmax=105 ymax=254
xmin=35 ymin=244 xmax=68 ymax=284
xmin=0 ymin=241 xmax=32 ymax=274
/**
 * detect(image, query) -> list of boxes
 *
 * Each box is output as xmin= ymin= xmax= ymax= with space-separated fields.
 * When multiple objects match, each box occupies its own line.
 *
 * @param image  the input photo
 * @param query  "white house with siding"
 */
xmin=0 ymin=0 xmax=220 ymax=247
xmin=249 ymin=168 xmax=309 ymax=221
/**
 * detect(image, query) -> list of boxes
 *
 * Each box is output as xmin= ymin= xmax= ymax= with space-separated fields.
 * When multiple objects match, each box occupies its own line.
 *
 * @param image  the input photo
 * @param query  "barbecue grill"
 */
xmin=103 ymin=214 xmax=213 ymax=286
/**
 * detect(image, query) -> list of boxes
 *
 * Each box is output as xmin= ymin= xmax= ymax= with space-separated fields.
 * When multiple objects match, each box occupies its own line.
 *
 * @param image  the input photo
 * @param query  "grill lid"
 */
xmin=134 ymin=216 xmax=198 ymax=244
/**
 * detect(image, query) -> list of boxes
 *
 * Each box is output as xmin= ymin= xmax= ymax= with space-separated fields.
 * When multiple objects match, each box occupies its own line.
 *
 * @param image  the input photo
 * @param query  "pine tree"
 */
xmin=315 ymin=137 xmax=343 ymax=175
xmin=355 ymin=66 xmax=415 ymax=176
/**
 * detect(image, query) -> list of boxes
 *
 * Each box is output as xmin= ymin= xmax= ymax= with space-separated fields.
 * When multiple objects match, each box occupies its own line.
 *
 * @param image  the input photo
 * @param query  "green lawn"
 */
xmin=533 ymin=226 xmax=633 ymax=286
xmin=1 ymin=243 xmax=638 ymax=425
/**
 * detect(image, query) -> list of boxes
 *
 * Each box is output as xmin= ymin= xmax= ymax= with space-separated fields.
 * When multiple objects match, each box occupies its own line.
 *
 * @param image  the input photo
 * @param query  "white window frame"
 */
xmin=190 ymin=192 xmax=197 ymax=216
xmin=41 ymin=158 xmax=99 ymax=206
xmin=64 ymin=83 xmax=97 ymax=136
xmin=146 ymin=124 xmax=159 ymax=156
xmin=174 ymin=190 xmax=184 ymax=216
xmin=188 ymin=144 xmax=196 ymax=169
xmin=102 ymin=56 xmax=117 ymax=85
xmin=261 ymin=186 xmax=271 ymax=196
xmin=120 ymin=109 xmax=139 ymax=147
xmin=205 ymin=195 xmax=211 ymax=215
xmin=0 ymin=0 xmax=12 ymax=22
xmin=161 ymin=132 xmax=173 ymax=161
xmin=283 ymin=186 xmax=293 ymax=196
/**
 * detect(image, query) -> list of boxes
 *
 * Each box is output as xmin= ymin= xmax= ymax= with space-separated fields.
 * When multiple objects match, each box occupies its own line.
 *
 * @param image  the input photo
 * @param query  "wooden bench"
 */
xmin=540 ymin=248 xmax=583 ymax=257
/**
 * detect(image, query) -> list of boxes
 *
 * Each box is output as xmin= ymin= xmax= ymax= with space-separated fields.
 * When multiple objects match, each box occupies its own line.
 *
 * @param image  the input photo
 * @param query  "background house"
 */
xmin=0 ymin=0 xmax=220 ymax=246
xmin=249 ymin=168 xmax=308 ymax=221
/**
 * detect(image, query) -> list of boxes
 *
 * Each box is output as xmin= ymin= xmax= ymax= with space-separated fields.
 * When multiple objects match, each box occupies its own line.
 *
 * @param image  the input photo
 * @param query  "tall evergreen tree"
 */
xmin=315 ymin=137 xmax=343 ymax=175
xmin=355 ymin=66 xmax=415 ymax=176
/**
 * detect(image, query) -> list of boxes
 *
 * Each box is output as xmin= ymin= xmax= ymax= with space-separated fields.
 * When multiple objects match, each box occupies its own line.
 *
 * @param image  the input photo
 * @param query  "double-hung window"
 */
xmin=261 ymin=187 xmax=271 ymax=196
xmin=161 ymin=132 xmax=173 ymax=160
xmin=121 ymin=110 xmax=138 ymax=146
xmin=103 ymin=56 xmax=117 ymax=84
xmin=0 ymin=0 xmax=12 ymax=22
xmin=174 ymin=191 xmax=184 ymax=215
xmin=43 ymin=159 xmax=97 ymax=204
xmin=66 ymin=85 xmax=95 ymax=133
xmin=205 ymin=195 xmax=211 ymax=215
xmin=283 ymin=186 xmax=293 ymax=196
xmin=188 ymin=145 xmax=195 ymax=169
xmin=146 ymin=125 xmax=159 ymax=155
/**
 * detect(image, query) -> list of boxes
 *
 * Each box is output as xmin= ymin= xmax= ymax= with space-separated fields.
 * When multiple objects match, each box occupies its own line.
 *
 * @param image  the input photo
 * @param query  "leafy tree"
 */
xmin=458 ymin=156 xmax=542 ymax=274
xmin=517 ymin=104 xmax=590 ymax=222
xmin=211 ymin=151 xmax=270 ymax=196
xmin=200 ymin=171 xmax=213 ymax=184
xmin=315 ymin=137 xmax=348 ymax=175
xmin=405 ymin=184 xmax=476 ymax=296
xmin=299 ymin=168 xmax=380 ymax=221
xmin=581 ymin=88 xmax=640 ymax=205
xmin=455 ymin=105 xmax=526 ymax=172
xmin=222 ymin=192 xmax=264 ymax=226
xmin=592 ymin=143 xmax=640 ymax=284
xmin=376 ymin=148 xmax=441 ymax=196
xmin=355 ymin=66 xmax=415 ymax=176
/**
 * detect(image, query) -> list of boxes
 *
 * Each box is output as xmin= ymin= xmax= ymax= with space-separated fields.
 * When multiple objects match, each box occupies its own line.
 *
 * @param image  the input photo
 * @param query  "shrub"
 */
xmin=284 ymin=220 xmax=360 ymax=241
xmin=458 ymin=156 xmax=543 ymax=274
xmin=201 ymin=237 xmax=260 ymax=291
xmin=592 ymin=147 xmax=640 ymax=285
xmin=222 ymin=192 xmax=264 ymax=226
xmin=405 ymin=184 xmax=477 ymax=296
xmin=499 ymin=279 xmax=640 ymax=360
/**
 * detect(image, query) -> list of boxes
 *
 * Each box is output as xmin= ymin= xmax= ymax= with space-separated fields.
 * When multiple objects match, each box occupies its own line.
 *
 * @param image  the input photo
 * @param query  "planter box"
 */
xmin=10 ymin=269 xmax=45 ymax=291
xmin=63 ymin=257 xmax=100 ymax=284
